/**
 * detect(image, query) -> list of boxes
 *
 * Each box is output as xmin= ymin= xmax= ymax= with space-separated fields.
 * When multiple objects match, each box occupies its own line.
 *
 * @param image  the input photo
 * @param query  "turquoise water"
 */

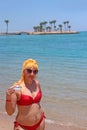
xmin=0 ymin=32 xmax=87 ymax=128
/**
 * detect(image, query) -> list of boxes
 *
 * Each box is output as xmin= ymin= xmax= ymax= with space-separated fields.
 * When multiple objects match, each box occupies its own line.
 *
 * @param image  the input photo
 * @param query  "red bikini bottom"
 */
xmin=14 ymin=113 xmax=45 ymax=130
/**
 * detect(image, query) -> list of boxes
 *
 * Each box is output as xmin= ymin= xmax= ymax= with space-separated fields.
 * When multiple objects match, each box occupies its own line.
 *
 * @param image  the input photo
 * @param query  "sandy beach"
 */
xmin=0 ymin=112 xmax=86 ymax=130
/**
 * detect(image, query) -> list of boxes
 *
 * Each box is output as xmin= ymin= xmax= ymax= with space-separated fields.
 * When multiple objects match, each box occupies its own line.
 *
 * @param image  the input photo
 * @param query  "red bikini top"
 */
xmin=17 ymin=89 xmax=42 ymax=106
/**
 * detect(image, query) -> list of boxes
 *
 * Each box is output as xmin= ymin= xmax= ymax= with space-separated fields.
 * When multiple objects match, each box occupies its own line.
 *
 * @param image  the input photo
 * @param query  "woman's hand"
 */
xmin=6 ymin=87 xmax=15 ymax=96
xmin=6 ymin=84 xmax=21 ymax=96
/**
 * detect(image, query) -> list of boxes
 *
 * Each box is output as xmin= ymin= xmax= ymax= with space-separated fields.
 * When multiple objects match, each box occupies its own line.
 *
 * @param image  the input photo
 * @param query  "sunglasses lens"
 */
xmin=33 ymin=70 xmax=38 ymax=74
xmin=27 ymin=69 xmax=32 ymax=73
xmin=27 ymin=69 xmax=38 ymax=74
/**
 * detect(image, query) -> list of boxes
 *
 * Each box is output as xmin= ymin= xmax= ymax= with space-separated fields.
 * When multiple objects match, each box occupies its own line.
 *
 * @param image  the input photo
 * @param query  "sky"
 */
xmin=0 ymin=0 xmax=87 ymax=32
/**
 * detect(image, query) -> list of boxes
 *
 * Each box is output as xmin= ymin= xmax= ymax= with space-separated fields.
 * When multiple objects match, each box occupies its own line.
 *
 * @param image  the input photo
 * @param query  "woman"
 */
xmin=5 ymin=58 xmax=45 ymax=130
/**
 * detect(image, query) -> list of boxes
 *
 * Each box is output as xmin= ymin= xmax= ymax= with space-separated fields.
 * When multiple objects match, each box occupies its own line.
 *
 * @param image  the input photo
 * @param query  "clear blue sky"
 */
xmin=0 ymin=0 xmax=87 ymax=32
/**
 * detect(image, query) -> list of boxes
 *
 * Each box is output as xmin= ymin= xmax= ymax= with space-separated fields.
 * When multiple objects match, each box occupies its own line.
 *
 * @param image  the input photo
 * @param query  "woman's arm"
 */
xmin=5 ymin=87 xmax=17 ymax=115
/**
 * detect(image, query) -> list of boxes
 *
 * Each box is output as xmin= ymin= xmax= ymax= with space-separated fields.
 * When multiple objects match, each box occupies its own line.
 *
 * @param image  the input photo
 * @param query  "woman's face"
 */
xmin=23 ymin=67 xmax=38 ymax=82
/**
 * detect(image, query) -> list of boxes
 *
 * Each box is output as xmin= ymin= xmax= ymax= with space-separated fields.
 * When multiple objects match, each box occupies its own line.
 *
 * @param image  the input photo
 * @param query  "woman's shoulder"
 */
xmin=34 ymin=80 xmax=41 ymax=91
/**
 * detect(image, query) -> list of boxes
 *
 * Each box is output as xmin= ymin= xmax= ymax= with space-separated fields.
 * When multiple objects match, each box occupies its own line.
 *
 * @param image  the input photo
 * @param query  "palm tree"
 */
xmin=63 ymin=21 xmax=67 ymax=31
xmin=46 ymin=26 xmax=51 ymax=32
xmin=58 ymin=24 xmax=62 ymax=32
xmin=49 ymin=20 xmax=56 ymax=31
xmin=49 ymin=21 xmax=53 ymax=31
xmin=42 ymin=21 xmax=48 ymax=32
xmin=33 ymin=26 xmax=38 ymax=32
xmin=4 ymin=19 xmax=9 ymax=34
xmin=52 ymin=20 xmax=56 ymax=31
xmin=40 ymin=22 xmax=44 ymax=32
xmin=68 ymin=25 xmax=71 ymax=32
xmin=40 ymin=21 xmax=47 ymax=32
xmin=66 ymin=21 xmax=69 ymax=30
xmin=54 ymin=25 xmax=56 ymax=31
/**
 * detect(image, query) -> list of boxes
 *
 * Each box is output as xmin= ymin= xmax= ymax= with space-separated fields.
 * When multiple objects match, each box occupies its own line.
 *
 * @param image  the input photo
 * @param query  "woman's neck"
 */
xmin=24 ymin=79 xmax=35 ymax=87
xmin=24 ymin=80 xmax=36 ymax=92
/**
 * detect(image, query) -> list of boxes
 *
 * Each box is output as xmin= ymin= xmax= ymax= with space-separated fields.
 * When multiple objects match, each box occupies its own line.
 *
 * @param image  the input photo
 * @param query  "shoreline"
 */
xmin=0 ymin=112 xmax=86 ymax=130
xmin=0 ymin=31 xmax=79 ymax=36
xmin=31 ymin=31 xmax=79 ymax=35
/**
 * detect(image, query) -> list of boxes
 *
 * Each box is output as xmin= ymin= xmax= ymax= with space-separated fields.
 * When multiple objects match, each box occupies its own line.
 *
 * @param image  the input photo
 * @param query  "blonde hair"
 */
xmin=22 ymin=58 xmax=38 ymax=71
xmin=13 ymin=58 xmax=38 ymax=86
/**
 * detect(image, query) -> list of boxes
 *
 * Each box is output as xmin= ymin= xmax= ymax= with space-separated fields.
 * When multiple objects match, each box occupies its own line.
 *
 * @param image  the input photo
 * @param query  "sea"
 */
xmin=0 ymin=31 xmax=87 ymax=129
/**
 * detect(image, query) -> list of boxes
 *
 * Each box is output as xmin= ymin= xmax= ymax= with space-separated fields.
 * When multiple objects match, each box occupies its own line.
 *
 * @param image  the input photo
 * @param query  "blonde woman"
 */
xmin=5 ymin=58 xmax=45 ymax=130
